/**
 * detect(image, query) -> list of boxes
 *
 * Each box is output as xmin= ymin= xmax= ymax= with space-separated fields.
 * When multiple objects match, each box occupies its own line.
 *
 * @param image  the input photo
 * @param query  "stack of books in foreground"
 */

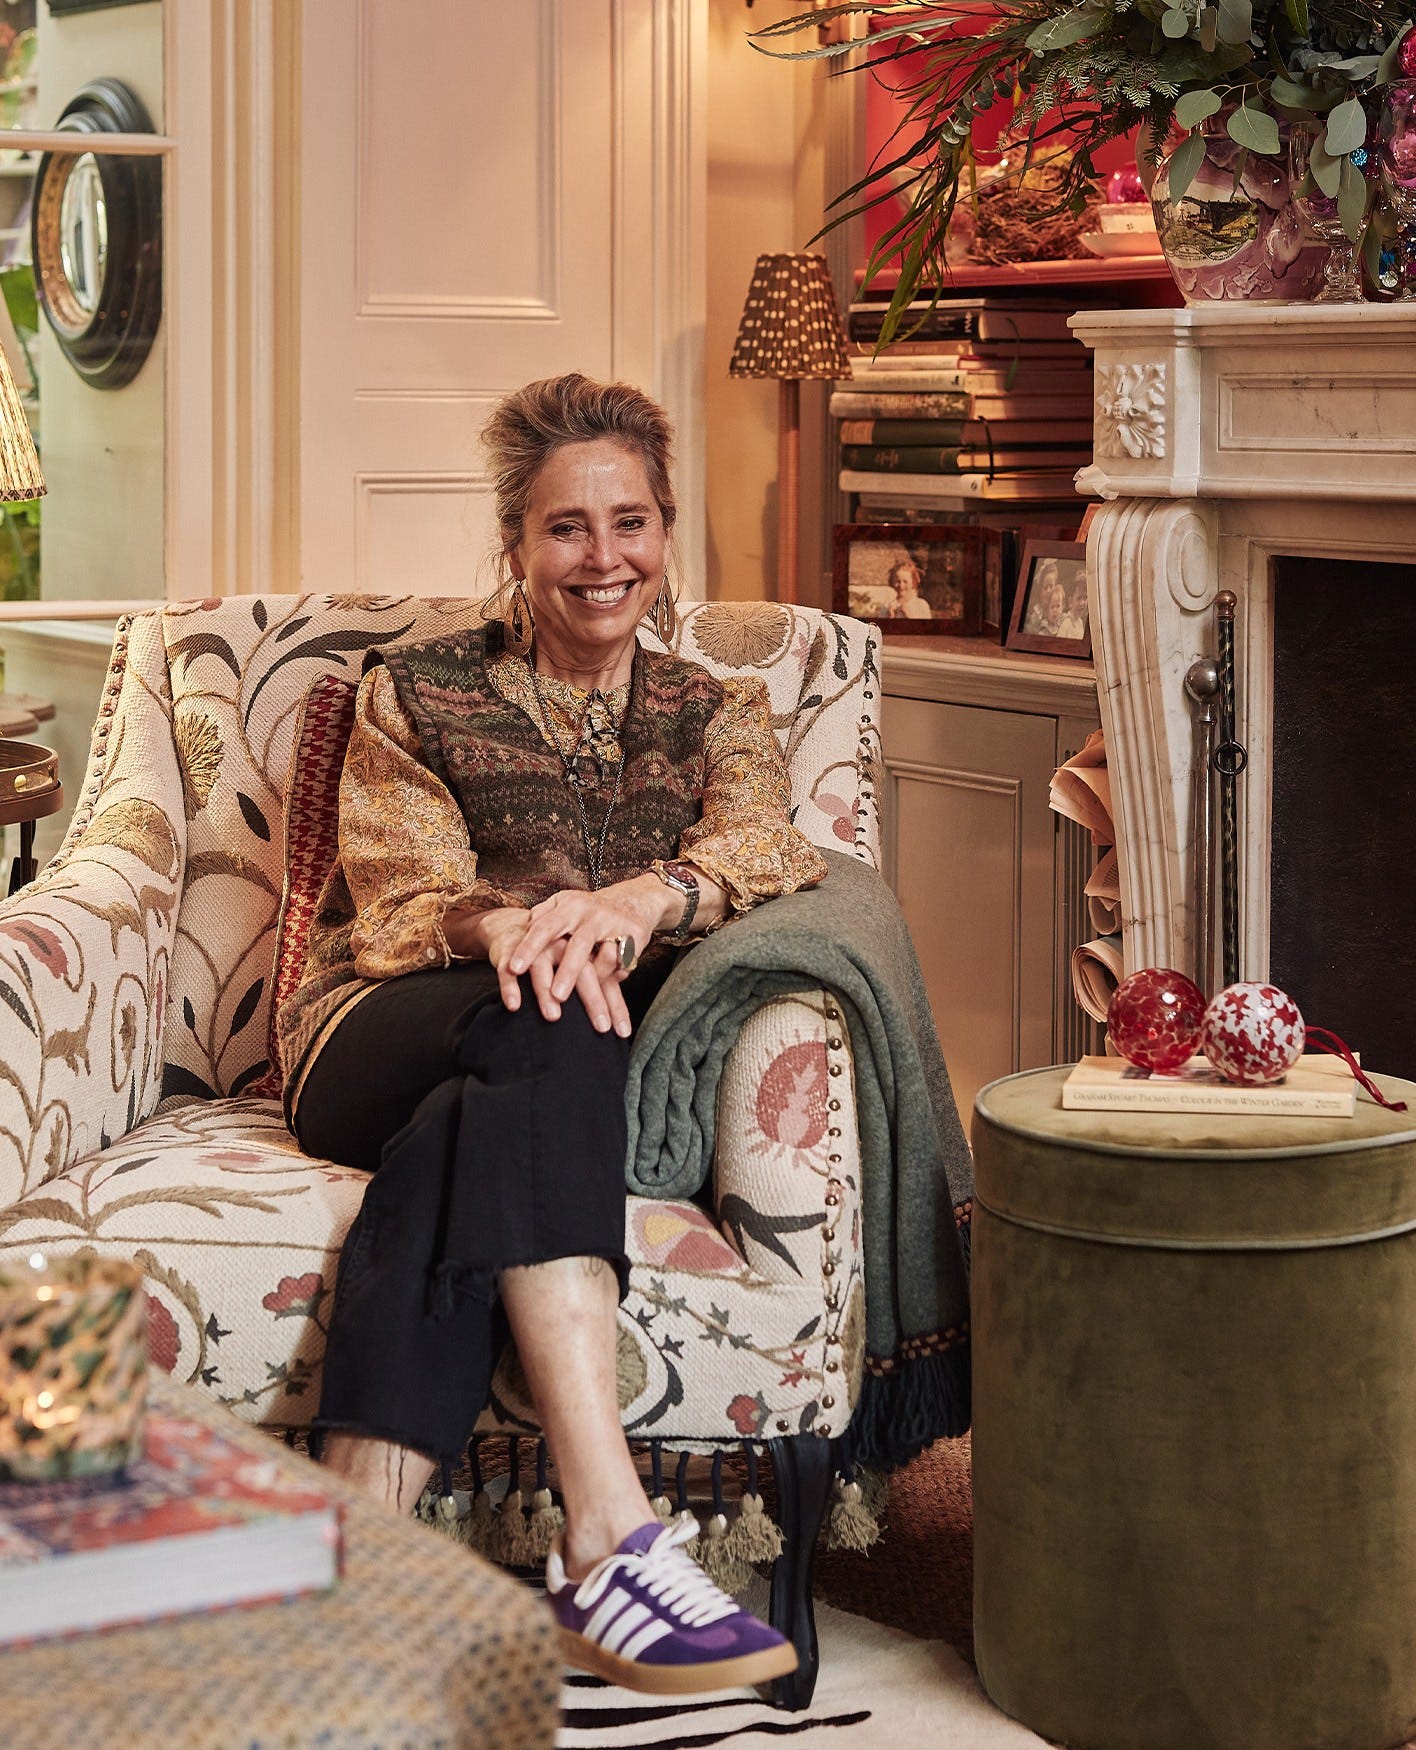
xmin=835 ymin=295 xmax=1097 ymax=514
xmin=0 ymin=1409 xmax=341 ymax=1646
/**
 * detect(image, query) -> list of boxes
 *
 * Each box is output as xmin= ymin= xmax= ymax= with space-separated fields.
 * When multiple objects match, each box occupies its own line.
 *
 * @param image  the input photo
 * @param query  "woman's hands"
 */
xmin=447 ymin=874 xmax=680 ymax=1037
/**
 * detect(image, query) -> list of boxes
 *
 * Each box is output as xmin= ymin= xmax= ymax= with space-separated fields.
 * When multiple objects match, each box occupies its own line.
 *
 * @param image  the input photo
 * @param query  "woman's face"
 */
xmin=511 ymin=438 xmax=667 ymax=668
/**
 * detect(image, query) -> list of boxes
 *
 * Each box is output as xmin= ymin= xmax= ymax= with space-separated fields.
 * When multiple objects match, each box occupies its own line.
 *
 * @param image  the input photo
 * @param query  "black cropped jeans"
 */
xmin=294 ymin=959 xmax=670 ymax=1463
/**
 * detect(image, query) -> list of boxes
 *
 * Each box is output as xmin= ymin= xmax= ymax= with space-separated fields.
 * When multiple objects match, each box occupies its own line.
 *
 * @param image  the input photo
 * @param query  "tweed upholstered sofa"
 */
xmin=0 ymin=594 xmax=881 ymax=1705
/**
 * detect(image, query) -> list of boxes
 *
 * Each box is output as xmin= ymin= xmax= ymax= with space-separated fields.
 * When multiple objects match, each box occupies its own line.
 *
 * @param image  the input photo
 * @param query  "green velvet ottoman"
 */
xmin=971 ymin=1065 xmax=1416 ymax=1750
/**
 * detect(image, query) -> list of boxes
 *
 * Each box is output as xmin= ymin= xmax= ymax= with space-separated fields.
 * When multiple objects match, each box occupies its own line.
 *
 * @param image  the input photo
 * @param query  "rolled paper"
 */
xmin=1049 ymin=727 xmax=1114 ymax=848
xmin=1071 ymin=934 xmax=1124 ymax=1024
xmin=1085 ymin=846 xmax=1121 ymax=935
xmin=0 ymin=1254 xmax=148 ymax=1481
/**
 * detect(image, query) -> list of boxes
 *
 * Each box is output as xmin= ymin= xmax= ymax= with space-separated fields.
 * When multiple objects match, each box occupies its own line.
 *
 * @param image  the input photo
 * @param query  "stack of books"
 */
xmin=0 ymin=1408 xmax=341 ymax=1646
xmin=835 ymin=296 xmax=1097 ymax=512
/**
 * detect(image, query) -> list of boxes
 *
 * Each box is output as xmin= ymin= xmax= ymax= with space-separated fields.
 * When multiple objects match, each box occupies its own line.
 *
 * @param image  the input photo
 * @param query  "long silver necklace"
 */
xmin=528 ymin=659 xmax=626 ymax=892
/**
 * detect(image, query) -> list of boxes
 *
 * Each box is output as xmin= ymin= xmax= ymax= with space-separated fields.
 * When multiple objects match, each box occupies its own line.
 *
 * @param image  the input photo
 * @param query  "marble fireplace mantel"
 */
xmin=1070 ymin=304 xmax=1416 ymax=988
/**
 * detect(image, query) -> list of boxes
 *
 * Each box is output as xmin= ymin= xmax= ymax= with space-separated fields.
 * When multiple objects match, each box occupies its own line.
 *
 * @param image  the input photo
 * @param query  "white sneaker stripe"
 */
xmin=620 ymin=1618 xmax=673 ymax=1661
xmin=584 ymin=1587 xmax=632 ymax=1645
xmin=598 ymin=1601 xmax=651 ymax=1654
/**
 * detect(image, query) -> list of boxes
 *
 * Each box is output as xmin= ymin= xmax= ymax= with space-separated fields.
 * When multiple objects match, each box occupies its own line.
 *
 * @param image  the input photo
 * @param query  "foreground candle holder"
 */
xmin=0 ymin=1254 xmax=148 ymax=1481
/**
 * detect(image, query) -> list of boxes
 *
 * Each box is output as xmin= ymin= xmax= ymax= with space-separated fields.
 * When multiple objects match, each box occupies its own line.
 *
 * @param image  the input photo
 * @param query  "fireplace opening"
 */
xmin=1270 ymin=555 xmax=1416 ymax=1080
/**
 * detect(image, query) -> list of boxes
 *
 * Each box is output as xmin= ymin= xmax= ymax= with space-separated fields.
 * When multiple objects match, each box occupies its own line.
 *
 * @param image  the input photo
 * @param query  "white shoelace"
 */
xmin=573 ymin=1521 xmax=738 ymax=1629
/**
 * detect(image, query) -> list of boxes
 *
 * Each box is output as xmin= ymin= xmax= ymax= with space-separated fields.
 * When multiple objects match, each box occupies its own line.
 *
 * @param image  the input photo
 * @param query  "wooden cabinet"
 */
xmin=881 ymin=638 xmax=1101 ymax=1126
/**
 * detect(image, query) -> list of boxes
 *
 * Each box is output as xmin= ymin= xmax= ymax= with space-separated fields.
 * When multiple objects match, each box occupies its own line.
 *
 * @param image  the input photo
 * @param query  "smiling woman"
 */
xmin=276 ymin=372 xmax=827 ymax=1699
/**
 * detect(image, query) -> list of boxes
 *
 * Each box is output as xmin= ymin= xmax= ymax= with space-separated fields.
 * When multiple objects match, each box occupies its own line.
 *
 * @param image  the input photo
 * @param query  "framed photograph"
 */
xmin=832 ymin=523 xmax=999 ymax=636
xmin=1006 ymin=540 xmax=1092 ymax=658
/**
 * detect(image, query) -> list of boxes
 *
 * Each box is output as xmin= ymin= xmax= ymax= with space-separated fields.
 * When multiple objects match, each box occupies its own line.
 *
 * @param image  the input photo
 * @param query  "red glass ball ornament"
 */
xmin=1201 ymin=982 xmax=1305 ymax=1085
xmin=1400 ymin=31 xmax=1416 ymax=78
xmin=1107 ymin=968 xmax=1207 ymax=1072
xmin=1106 ymin=167 xmax=1147 ymax=204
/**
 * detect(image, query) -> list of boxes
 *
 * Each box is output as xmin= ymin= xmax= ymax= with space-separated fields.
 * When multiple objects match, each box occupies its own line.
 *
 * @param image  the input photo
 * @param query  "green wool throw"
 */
xmin=625 ymin=851 xmax=973 ymax=1470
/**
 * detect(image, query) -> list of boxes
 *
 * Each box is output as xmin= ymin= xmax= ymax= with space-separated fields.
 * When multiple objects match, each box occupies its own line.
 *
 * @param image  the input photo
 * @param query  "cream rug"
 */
xmin=556 ymin=1597 xmax=1048 ymax=1748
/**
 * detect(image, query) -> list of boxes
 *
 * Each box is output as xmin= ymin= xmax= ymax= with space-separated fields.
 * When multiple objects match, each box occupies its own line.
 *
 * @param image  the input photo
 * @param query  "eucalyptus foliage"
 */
xmin=753 ymin=0 xmax=1414 ymax=336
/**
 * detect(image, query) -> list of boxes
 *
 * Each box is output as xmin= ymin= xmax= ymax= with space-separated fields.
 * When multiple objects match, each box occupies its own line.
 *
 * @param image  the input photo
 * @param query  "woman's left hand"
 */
xmin=505 ymin=875 xmax=674 ymax=1030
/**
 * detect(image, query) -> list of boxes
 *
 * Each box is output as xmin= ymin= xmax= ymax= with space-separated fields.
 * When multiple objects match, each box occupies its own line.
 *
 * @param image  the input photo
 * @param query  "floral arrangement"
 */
xmin=752 ymin=1 xmax=1416 ymax=330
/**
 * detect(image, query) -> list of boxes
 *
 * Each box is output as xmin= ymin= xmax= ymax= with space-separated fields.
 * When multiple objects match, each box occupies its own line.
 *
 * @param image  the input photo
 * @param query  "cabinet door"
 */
xmin=883 ymin=695 xmax=1057 ymax=1128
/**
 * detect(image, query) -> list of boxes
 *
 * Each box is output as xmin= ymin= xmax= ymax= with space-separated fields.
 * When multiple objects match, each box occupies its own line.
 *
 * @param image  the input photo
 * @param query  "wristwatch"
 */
xmin=651 ymin=860 xmax=700 ymax=940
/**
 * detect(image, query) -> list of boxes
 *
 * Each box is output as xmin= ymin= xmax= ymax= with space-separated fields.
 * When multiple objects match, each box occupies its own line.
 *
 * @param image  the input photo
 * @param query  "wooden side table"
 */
xmin=0 ymin=739 xmax=62 ymax=893
xmin=971 ymin=1065 xmax=1416 ymax=1750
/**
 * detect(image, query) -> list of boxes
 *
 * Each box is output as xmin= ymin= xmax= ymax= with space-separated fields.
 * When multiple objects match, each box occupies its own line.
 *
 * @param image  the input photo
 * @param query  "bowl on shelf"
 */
xmin=1080 ymin=231 xmax=1166 ymax=259
xmin=1096 ymin=202 xmax=1157 ymax=236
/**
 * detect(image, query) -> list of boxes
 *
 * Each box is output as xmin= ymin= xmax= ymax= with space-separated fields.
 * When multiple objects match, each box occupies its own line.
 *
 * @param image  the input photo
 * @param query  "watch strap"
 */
xmin=652 ymin=860 xmax=700 ymax=940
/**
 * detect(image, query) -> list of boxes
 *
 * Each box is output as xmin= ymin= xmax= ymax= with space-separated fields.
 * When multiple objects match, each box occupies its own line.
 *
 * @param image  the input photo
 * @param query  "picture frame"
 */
xmin=832 ymin=523 xmax=999 ymax=636
xmin=1006 ymin=539 xmax=1092 ymax=658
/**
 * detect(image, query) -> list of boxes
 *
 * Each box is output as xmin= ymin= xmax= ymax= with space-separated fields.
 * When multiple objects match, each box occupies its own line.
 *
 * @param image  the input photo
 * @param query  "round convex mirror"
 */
xmin=53 ymin=154 xmax=108 ymax=335
xmin=32 ymin=79 xmax=161 ymax=391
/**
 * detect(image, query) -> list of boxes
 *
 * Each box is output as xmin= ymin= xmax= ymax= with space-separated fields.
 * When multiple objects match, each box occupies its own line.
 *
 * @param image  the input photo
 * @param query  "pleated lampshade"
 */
xmin=0 ymin=337 xmax=42 ymax=503
xmin=729 ymin=252 xmax=852 ymax=381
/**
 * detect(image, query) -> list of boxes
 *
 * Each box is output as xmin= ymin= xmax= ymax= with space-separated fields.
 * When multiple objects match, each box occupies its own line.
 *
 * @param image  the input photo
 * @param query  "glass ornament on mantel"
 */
xmin=1151 ymin=113 xmax=1326 ymax=304
xmin=1290 ymin=131 xmax=1367 ymax=304
xmin=1374 ymin=80 xmax=1416 ymax=300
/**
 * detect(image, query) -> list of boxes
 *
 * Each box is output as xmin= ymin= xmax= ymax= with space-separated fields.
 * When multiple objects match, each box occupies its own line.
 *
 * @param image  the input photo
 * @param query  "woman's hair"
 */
xmin=481 ymin=374 xmax=677 ymax=580
xmin=888 ymin=557 xmax=921 ymax=593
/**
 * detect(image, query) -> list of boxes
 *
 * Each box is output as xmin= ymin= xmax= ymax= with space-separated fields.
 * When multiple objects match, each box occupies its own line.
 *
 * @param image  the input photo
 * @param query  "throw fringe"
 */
xmin=853 ymin=1345 xmax=972 ymax=1471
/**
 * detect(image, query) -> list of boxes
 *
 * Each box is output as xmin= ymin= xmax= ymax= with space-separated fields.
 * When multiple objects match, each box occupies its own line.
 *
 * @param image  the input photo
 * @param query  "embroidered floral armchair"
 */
xmin=0 ymin=595 xmax=881 ymax=1707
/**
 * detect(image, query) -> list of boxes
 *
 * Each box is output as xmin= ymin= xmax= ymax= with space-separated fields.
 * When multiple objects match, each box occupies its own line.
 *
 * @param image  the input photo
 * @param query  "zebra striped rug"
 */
xmin=555 ymin=1596 xmax=1047 ymax=1748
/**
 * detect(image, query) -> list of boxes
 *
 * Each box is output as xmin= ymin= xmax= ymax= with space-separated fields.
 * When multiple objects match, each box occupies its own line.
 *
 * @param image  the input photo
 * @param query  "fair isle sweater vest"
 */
xmin=378 ymin=623 xmax=724 ymax=902
xmin=276 ymin=625 xmax=723 ymax=1116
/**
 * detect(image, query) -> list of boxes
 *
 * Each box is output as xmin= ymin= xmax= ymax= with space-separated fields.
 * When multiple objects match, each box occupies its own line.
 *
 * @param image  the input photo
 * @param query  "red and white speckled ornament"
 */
xmin=1201 ymin=982 xmax=1305 ymax=1085
xmin=1400 ymin=29 xmax=1416 ymax=79
xmin=1107 ymin=967 xmax=1207 ymax=1073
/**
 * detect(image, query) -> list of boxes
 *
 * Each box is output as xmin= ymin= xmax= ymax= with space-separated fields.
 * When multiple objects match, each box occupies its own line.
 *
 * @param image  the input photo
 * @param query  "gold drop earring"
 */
xmin=504 ymin=579 xmax=534 ymax=657
xmin=652 ymin=574 xmax=677 ymax=643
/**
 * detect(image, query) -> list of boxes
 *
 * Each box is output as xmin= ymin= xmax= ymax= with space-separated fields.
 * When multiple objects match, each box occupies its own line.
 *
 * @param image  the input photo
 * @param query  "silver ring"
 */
xmin=614 ymin=934 xmax=638 ymax=974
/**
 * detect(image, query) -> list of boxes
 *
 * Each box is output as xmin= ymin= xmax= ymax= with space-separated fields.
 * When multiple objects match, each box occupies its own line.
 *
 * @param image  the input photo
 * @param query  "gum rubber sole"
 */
xmin=558 ymin=1624 xmax=798 ymax=1694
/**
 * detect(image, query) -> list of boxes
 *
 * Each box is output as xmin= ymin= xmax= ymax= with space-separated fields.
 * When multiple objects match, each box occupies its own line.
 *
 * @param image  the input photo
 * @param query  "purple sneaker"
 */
xmin=546 ymin=1519 xmax=798 ymax=1694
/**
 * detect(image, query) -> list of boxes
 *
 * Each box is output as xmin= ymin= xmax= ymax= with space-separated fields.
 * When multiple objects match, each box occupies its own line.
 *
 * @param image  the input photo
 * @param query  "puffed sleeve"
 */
xmin=342 ymin=667 xmax=513 ymax=977
xmin=677 ymin=675 xmax=828 ymax=912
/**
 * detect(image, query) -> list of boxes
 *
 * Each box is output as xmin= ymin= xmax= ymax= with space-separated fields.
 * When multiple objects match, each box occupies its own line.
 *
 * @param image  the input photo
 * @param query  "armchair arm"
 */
xmin=0 ymin=614 xmax=185 ymax=1204
xmin=713 ymin=990 xmax=862 ymax=1293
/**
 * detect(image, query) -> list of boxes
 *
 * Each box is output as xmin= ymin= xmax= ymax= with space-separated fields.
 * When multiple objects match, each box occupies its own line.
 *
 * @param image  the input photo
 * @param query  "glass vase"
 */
xmin=1151 ymin=114 xmax=1326 ymax=304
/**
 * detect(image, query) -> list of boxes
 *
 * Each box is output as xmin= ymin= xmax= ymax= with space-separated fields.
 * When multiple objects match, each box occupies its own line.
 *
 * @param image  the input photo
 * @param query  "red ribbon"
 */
xmin=1305 ymin=1026 xmax=1409 ymax=1113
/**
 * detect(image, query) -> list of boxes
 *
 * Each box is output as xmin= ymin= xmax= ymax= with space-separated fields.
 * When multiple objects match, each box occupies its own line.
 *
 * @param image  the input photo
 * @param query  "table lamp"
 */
xmin=0 ymin=332 xmax=42 ymax=504
xmin=729 ymin=251 xmax=851 ymax=604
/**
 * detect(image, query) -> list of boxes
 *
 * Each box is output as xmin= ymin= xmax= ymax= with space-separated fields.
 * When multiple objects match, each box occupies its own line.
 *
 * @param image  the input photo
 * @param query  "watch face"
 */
xmin=661 ymin=861 xmax=698 ymax=888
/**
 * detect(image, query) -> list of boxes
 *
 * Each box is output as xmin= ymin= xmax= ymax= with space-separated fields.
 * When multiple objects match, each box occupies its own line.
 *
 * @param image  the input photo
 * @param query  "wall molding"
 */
xmin=611 ymin=0 xmax=706 ymax=595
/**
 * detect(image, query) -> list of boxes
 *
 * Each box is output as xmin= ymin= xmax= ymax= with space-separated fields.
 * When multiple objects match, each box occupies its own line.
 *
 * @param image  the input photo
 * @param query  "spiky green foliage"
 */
xmin=752 ymin=0 xmax=1414 ymax=337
